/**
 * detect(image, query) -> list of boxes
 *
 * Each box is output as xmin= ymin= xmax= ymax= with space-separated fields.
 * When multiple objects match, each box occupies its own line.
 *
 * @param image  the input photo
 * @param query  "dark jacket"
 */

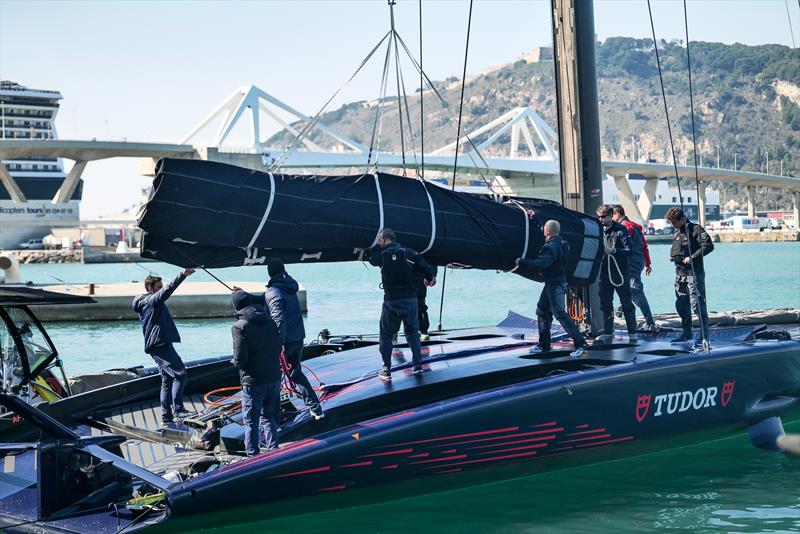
xmin=366 ymin=242 xmax=437 ymax=301
xmin=619 ymin=216 xmax=651 ymax=269
xmin=231 ymin=304 xmax=282 ymax=386
xmin=517 ymin=235 xmax=569 ymax=282
xmin=131 ymin=273 xmax=185 ymax=353
xmin=262 ymin=272 xmax=306 ymax=344
xmin=671 ymin=221 xmax=714 ymax=274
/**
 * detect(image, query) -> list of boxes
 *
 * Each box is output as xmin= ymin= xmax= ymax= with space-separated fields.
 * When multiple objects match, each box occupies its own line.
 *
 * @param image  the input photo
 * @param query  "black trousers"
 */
xmin=536 ymin=279 xmax=586 ymax=349
xmin=674 ymin=271 xmax=709 ymax=339
xmin=599 ymin=259 xmax=637 ymax=335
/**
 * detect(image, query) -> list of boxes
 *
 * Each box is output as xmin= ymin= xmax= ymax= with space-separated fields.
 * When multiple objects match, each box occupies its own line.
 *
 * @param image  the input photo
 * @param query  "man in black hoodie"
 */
xmin=366 ymin=228 xmax=437 ymax=382
xmin=264 ymin=259 xmax=324 ymax=420
xmin=666 ymin=206 xmax=714 ymax=345
xmin=597 ymin=205 xmax=638 ymax=342
xmin=231 ymin=289 xmax=282 ymax=456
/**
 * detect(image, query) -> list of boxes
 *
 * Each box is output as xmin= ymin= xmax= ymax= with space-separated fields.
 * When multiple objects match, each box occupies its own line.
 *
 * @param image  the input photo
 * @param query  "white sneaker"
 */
xmin=528 ymin=345 xmax=550 ymax=354
xmin=420 ymin=334 xmax=430 ymax=342
xmin=570 ymin=346 xmax=587 ymax=358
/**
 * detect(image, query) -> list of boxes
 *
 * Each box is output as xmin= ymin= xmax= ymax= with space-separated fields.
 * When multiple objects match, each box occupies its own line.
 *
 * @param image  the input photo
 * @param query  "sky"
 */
xmin=1 ymin=0 xmax=798 ymax=218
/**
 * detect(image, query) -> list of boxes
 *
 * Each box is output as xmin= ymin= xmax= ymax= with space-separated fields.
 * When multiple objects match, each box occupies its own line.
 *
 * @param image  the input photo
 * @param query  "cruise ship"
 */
xmin=0 ymin=80 xmax=81 ymax=248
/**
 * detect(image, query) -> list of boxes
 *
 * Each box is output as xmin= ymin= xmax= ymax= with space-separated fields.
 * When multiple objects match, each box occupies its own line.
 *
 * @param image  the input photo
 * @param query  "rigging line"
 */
xmin=394 ymin=33 xmax=496 ymax=190
xmin=647 ymin=0 xmax=707 ymax=351
xmin=419 ymin=0 xmax=425 ymax=180
xmin=365 ymin=36 xmax=392 ymax=172
xmin=397 ymin=50 xmax=421 ymax=173
xmin=161 ymin=238 xmax=234 ymax=291
xmin=682 ymin=0 xmax=709 ymax=351
xmin=392 ymin=32 xmax=409 ymax=176
xmin=269 ymin=30 xmax=392 ymax=173
xmin=437 ymin=0 xmax=474 ymax=332
xmin=788 ymin=0 xmax=797 ymax=48
xmin=389 ymin=2 xmax=408 ymax=175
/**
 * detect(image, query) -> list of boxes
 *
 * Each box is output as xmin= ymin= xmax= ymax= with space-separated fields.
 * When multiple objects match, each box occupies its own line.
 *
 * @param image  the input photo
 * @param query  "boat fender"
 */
xmin=746 ymin=416 xmax=785 ymax=451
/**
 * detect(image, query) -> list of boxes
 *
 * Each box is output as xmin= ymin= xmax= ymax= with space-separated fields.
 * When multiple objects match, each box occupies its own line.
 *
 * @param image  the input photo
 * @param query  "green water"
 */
xmin=17 ymin=242 xmax=800 ymax=532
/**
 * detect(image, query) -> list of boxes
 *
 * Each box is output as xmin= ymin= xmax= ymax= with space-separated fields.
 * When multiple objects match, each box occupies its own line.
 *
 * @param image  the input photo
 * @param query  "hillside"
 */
xmin=268 ymin=38 xmax=800 ymax=211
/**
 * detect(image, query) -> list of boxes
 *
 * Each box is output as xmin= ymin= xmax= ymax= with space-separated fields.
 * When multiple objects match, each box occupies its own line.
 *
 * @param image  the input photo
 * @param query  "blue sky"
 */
xmin=1 ymin=0 xmax=798 ymax=218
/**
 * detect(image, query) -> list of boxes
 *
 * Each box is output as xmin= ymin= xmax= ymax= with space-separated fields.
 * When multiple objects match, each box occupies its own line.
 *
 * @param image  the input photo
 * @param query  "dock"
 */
xmin=31 ymin=281 xmax=307 ymax=322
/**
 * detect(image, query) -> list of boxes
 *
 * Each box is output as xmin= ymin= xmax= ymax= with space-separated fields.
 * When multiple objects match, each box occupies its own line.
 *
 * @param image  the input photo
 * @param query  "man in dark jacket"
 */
xmin=132 ymin=268 xmax=194 ymax=427
xmin=514 ymin=220 xmax=588 ymax=357
xmin=263 ymin=259 xmax=323 ymax=420
xmin=231 ymin=289 xmax=282 ymax=456
xmin=366 ymin=228 xmax=437 ymax=382
xmin=613 ymin=205 xmax=656 ymax=330
xmin=597 ymin=205 xmax=638 ymax=342
xmin=666 ymin=206 xmax=714 ymax=345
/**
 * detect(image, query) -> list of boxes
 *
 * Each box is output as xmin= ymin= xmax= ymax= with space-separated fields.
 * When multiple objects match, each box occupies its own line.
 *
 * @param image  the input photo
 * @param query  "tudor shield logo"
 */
xmin=636 ymin=394 xmax=651 ymax=423
xmin=721 ymin=380 xmax=735 ymax=407
xmin=635 ymin=380 xmax=735 ymax=422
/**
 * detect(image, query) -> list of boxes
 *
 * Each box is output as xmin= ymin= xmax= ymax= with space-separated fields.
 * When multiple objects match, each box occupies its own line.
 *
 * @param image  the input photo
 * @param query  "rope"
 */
xmin=437 ymin=0 xmax=474 ymax=332
xmin=419 ymin=0 xmax=425 ymax=179
xmin=389 ymin=1 xmax=408 ymax=175
xmin=604 ymin=253 xmax=625 ymax=288
xmin=646 ymin=0 xmax=709 ymax=352
xmin=269 ymin=30 xmax=392 ymax=172
xmin=366 ymin=36 xmax=394 ymax=170
xmin=787 ymin=0 xmax=797 ymax=48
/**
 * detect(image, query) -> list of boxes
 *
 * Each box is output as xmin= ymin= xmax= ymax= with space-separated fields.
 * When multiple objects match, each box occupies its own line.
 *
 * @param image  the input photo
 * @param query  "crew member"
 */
xmin=514 ymin=220 xmax=588 ymax=357
xmin=666 ymin=206 xmax=714 ymax=345
xmin=263 ymin=259 xmax=324 ymax=420
xmin=413 ymin=271 xmax=431 ymax=342
xmin=597 ymin=205 xmax=638 ymax=342
xmin=231 ymin=289 xmax=282 ymax=456
xmin=132 ymin=269 xmax=195 ymax=427
xmin=366 ymin=228 xmax=437 ymax=382
xmin=612 ymin=205 xmax=656 ymax=330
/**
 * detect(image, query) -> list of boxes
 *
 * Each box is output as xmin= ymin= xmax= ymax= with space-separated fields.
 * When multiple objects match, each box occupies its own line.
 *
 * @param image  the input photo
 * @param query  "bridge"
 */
xmin=1 ymin=84 xmax=797 ymax=226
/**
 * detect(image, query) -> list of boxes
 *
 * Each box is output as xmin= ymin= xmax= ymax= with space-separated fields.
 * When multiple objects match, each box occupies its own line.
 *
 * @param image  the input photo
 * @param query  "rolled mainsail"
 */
xmin=138 ymin=158 xmax=603 ymax=285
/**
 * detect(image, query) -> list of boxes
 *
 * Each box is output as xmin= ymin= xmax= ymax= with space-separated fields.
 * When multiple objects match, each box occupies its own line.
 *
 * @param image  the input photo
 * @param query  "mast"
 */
xmin=551 ymin=0 xmax=604 ymax=333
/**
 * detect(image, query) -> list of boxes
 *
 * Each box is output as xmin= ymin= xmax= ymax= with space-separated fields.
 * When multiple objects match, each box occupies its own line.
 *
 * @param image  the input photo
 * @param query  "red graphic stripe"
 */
xmin=565 ymin=428 xmax=606 ymax=437
xmin=377 ymin=426 xmax=520 ymax=448
xmin=408 ymin=454 xmax=468 ymax=465
xmin=557 ymin=433 xmax=611 ymax=444
xmin=317 ymin=485 xmax=347 ymax=492
xmin=423 ymin=450 xmax=538 ymax=469
xmin=441 ymin=449 xmax=457 ymax=454
xmin=361 ymin=448 xmax=414 ymax=458
xmin=465 ymin=435 xmax=555 ymax=451
xmin=408 ymin=453 xmax=430 ymax=458
xmin=270 ymin=466 xmax=331 ymax=479
xmin=359 ymin=411 xmax=416 ymax=427
xmin=434 ymin=468 xmax=462 ymax=475
xmin=432 ymin=428 xmax=563 ymax=448
xmin=382 ymin=464 xmax=399 ymax=469
xmin=338 ymin=461 xmax=373 ymax=468
xmin=574 ymin=424 xmax=589 ymax=429
xmin=576 ymin=436 xmax=634 ymax=448
xmin=214 ymin=439 xmax=319 ymax=476
xmin=475 ymin=443 xmax=548 ymax=455
xmin=530 ymin=421 xmax=559 ymax=428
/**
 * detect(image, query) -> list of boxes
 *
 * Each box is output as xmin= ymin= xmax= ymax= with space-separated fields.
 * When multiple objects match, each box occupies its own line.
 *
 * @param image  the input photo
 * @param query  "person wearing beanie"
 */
xmin=231 ymin=288 xmax=282 ymax=456
xmin=261 ymin=258 xmax=324 ymax=420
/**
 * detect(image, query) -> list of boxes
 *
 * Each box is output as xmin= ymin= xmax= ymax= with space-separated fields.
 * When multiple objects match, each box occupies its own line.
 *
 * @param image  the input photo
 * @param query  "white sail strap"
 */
xmin=370 ymin=173 xmax=385 ymax=247
xmin=247 ymin=172 xmax=276 ymax=249
xmin=515 ymin=201 xmax=530 ymax=259
xmin=417 ymin=176 xmax=436 ymax=254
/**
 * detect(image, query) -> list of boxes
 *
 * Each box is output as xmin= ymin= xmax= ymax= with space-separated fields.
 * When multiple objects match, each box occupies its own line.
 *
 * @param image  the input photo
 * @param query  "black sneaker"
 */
xmin=378 ymin=368 xmax=392 ymax=382
xmin=310 ymin=406 xmax=325 ymax=420
xmin=671 ymin=334 xmax=692 ymax=344
xmin=412 ymin=365 xmax=424 ymax=375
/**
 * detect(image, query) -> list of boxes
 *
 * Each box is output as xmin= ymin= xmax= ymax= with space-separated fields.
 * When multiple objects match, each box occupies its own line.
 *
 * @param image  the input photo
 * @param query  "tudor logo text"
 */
xmin=635 ymin=380 xmax=734 ymax=423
